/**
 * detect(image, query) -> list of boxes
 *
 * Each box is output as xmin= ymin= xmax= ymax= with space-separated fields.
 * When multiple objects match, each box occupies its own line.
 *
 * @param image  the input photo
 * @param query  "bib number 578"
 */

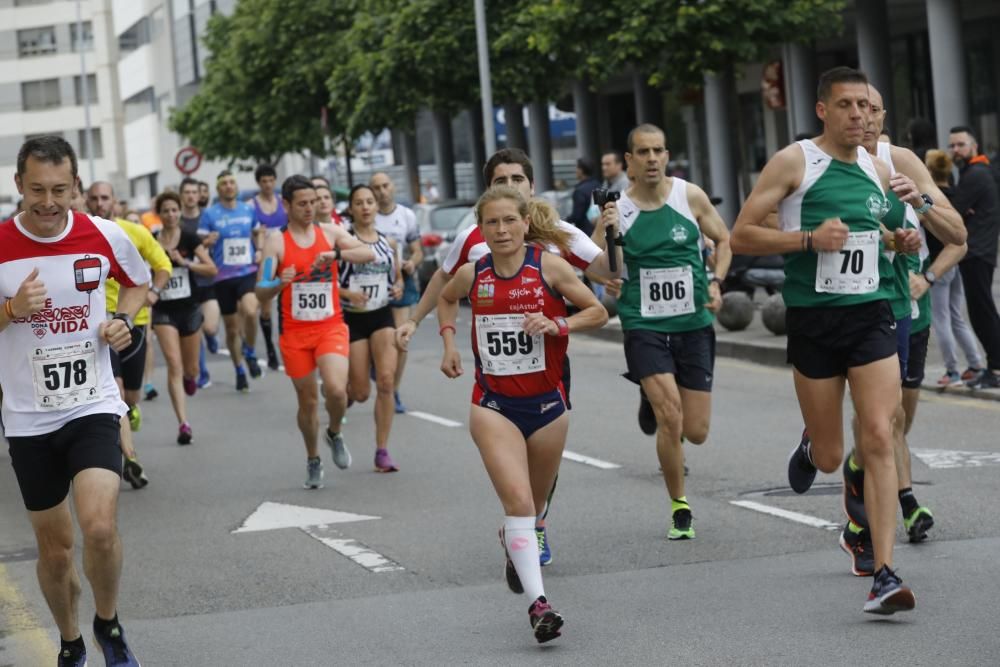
xmin=42 ymin=360 xmax=88 ymax=391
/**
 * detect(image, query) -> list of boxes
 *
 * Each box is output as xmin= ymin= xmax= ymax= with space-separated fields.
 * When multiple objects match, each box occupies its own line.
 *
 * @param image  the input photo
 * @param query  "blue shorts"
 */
xmin=474 ymin=387 xmax=566 ymax=439
xmin=390 ymin=274 xmax=419 ymax=308
xmin=895 ymin=315 xmax=912 ymax=381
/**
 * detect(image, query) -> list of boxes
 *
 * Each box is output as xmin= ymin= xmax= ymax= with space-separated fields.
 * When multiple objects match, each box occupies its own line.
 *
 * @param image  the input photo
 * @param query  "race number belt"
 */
xmin=475 ymin=313 xmax=545 ymax=376
xmin=815 ymin=231 xmax=879 ymax=294
xmin=292 ymin=282 xmax=334 ymax=321
xmin=31 ymin=341 xmax=101 ymax=410
xmin=639 ymin=266 xmax=696 ymax=317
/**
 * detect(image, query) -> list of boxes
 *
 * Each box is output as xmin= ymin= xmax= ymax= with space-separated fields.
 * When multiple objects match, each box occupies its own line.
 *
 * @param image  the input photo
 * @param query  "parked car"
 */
xmin=414 ymin=199 xmax=475 ymax=290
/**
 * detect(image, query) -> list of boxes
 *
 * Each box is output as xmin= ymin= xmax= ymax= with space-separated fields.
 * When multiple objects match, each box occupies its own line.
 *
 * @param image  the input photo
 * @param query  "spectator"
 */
xmin=567 ymin=158 xmax=600 ymax=236
xmin=924 ymin=149 xmax=984 ymax=385
xmin=600 ymin=150 xmax=630 ymax=193
xmin=948 ymin=125 xmax=1000 ymax=388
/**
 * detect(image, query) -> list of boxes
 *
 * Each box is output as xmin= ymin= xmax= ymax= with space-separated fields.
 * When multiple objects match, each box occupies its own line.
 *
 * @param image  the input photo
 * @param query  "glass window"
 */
xmin=118 ymin=17 xmax=151 ymax=53
xmin=70 ymin=21 xmax=93 ymax=52
xmin=77 ymin=128 xmax=103 ymax=160
xmin=73 ymin=74 xmax=98 ymax=106
xmin=21 ymin=79 xmax=61 ymax=110
xmin=17 ymin=26 xmax=57 ymax=57
xmin=124 ymin=87 xmax=156 ymax=123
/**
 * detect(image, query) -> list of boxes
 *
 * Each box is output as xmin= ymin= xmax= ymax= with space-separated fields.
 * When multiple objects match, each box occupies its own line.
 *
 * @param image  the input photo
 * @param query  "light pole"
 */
xmin=473 ymin=0 xmax=496 ymax=156
xmin=76 ymin=0 xmax=95 ymax=183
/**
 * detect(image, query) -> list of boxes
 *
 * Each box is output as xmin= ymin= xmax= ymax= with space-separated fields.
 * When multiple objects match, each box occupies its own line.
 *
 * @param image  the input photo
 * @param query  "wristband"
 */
xmin=554 ymin=316 xmax=569 ymax=337
xmin=806 ymin=231 xmax=813 ymax=253
xmin=439 ymin=324 xmax=456 ymax=336
xmin=710 ymin=277 xmax=723 ymax=289
xmin=4 ymin=299 xmax=14 ymax=320
xmin=334 ymin=247 xmax=342 ymax=261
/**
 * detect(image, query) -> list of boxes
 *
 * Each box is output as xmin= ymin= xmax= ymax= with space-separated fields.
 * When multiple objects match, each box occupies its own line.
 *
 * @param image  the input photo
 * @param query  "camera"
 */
xmin=592 ymin=188 xmax=620 ymax=207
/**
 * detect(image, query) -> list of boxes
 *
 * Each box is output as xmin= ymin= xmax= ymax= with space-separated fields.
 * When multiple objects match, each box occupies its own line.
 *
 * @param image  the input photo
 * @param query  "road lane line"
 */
xmin=730 ymin=500 xmax=840 ymax=531
xmin=562 ymin=450 xmax=621 ymax=470
xmin=407 ymin=411 xmax=463 ymax=427
xmin=0 ymin=563 xmax=57 ymax=662
xmin=303 ymin=526 xmax=405 ymax=573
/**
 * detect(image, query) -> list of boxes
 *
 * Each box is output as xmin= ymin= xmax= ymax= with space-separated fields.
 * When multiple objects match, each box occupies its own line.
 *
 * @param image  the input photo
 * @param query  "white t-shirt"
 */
xmin=374 ymin=205 xmax=420 ymax=260
xmin=0 ymin=211 xmax=151 ymax=436
xmin=441 ymin=220 xmax=601 ymax=275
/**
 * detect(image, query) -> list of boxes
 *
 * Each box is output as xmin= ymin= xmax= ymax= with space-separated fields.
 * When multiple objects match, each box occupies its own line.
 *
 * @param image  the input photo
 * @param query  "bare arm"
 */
xmin=731 ymin=146 xmax=807 ymax=255
xmin=319 ymin=224 xmax=376 ymax=264
xmin=395 ymin=267 xmax=454 ymax=350
xmin=187 ymin=244 xmax=218 ymax=277
xmin=910 ymin=242 xmax=967 ymax=300
xmin=254 ymin=230 xmax=288 ymax=303
xmin=437 ymin=263 xmax=475 ymax=378
xmin=689 ymin=184 xmax=731 ymax=311
xmin=890 ymin=146 xmax=967 ymax=246
xmin=539 ymin=253 xmax=608 ymax=333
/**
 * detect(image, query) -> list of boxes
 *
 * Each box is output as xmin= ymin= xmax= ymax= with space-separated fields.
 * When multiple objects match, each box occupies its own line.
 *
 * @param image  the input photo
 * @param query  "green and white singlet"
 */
xmin=876 ymin=141 xmax=922 ymax=321
xmin=778 ymin=140 xmax=895 ymax=308
xmin=616 ymin=178 xmax=713 ymax=333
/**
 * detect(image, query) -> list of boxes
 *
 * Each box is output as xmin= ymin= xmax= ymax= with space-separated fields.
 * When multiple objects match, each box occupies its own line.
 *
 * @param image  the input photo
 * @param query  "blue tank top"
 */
xmin=252 ymin=196 xmax=288 ymax=230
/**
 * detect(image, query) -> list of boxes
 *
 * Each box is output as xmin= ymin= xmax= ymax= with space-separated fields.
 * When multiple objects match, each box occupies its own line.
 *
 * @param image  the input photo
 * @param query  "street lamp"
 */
xmin=474 ymin=0 xmax=496 ymax=156
xmin=75 ymin=0 xmax=95 ymax=183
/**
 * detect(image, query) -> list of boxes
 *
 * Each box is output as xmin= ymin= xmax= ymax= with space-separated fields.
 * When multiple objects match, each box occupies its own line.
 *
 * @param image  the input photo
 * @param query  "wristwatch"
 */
xmin=914 ymin=194 xmax=933 ymax=215
xmin=923 ymin=270 xmax=937 ymax=285
xmin=112 ymin=313 xmax=134 ymax=331
xmin=150 ymin=286 xmax=162 ymax=296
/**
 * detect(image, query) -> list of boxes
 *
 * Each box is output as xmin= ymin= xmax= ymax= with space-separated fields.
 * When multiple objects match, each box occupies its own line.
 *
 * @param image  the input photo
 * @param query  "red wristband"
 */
xmin=439 ymin=324 xmax=456 ymax=336
xmin=554 ymin=316 xmax=569 ymax=337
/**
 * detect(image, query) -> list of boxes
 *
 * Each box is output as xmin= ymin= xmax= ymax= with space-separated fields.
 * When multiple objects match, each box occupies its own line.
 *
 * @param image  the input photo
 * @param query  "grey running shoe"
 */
xmin=325 ymin=429 xmax=352 ymax=469
xmin=304 ymin=457 xmax=324 ymax=489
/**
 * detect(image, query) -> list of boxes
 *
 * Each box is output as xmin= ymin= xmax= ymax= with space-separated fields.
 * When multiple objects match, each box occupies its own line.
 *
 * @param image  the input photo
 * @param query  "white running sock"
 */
xmin=504 ymin=515 xmax=544 ymax=600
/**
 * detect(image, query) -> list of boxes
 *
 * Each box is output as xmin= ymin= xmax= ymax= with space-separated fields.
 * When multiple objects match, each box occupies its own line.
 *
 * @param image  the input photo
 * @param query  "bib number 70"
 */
xmin=839 ymin=249 xmax=865 ymax=275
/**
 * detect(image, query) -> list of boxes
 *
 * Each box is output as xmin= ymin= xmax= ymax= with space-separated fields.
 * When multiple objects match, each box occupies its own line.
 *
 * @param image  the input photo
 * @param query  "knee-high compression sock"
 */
xmin=260 ymin=315 xmax=274 ymax=349
xmin=504 ymin=516 xmax=544 ymax=600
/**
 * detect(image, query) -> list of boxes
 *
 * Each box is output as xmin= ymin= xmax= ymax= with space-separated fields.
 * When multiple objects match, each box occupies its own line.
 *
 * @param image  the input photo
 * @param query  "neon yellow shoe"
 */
xmin=127 ymin=405 xmax=141 ymax=432
xmin=668 ymin=506 xmax=695 ymax=540
xmin=903 ymin=506 xmax=934 ymax=543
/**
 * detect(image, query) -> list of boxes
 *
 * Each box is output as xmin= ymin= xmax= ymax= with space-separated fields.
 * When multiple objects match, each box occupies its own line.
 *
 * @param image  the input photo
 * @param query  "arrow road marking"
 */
xmin=304 ymin=525 xmax=404 ymax=573
xmin=233 ymin=501 xmax=379 ymax=534
xmin=730 ymin=500 xmax=840 ymax=531
xmin=911 ymin=448 xmax=1000 ymax=469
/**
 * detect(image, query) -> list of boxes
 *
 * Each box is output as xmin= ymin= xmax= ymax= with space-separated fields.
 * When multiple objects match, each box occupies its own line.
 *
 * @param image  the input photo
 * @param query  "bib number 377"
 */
xmin=31 ymin=341 xmax=100 ymax=410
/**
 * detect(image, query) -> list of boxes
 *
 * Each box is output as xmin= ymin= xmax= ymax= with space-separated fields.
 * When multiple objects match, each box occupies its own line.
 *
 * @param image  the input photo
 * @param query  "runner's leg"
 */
xmin=154 ymin=324 xmax=187 ymax=425
xmin=73 ymin=468 xmax=123 ymax=620
xmin=29 ymin=499 xmax=81 ymax=641
xmin=370 ymin=328 xmax=398 ymax=450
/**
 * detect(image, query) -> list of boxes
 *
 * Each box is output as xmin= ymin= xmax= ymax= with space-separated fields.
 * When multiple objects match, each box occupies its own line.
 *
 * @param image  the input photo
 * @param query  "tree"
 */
xmin=169 ymin=0 xmax=353 ymax=165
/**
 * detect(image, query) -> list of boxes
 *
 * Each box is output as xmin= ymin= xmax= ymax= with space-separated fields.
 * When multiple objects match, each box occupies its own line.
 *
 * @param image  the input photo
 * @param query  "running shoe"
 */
xmin=536 ymin=527 xmax=552 ymax=566
xmin=205 ymin=334 xmax=219 ymax=354
xmin=863 ymin=565 xmax=915 ymax=615
xmin=235 ymin=368 xmax=250 ymax=393
xmin=182 ymin=376 xmax=197 ymax=397
xmin=498 ymin=528 xmax=524 ymax=594
xmin=668 ymin=507 xmax=695 ymax=540
xmin=93 ymin=618 xmax=141 ymax=666
xmin=842 ymin=451 xmax=867 ymax=528
xmin=246 ymin=354 xmax=263 ymax=379
xmin=177 ymin=422 xmax=193 ymax=445
xmin=127 ymin=405 xmax=142 ymax=432
xmin=304 ymin=457 xmax=324 ymax=489
xmin=961 ymin=366 xmax=984 ymax=382
xmin=937 ymin=370 xmax=962 ymax=387
xmin=122 ymin=458 xmax=149 ymax=489
xmin=967 ymin=369 xmax=1000 ymax=389
xmin=838 ymin=523 xmax=874 ymax=577
xmin=325 ymin=430 xmax=352 ymax=470
xmin=528 ymin=596 xmax=564 ymax=643
xmin=57 ymin=644 xmax=87 ymax=667
xmin=787 ymin=429 xmax=816 ymax=494
xmin=637 ymin=390 xmax=657 ymax=435
xmin=374 ymin=448 xmax=399 ymax=472
xmin=143 ymin=383 xmax=158 ymax=401
xmin=394 ymin=391 xmax=407 ymax=414
xmin=903 ymin=506 xmax=934 ymax=543
xmin=197 ymin=369 xmax=212 ymax=389
xmin=267 ymin=346 xmax=280 ymax=371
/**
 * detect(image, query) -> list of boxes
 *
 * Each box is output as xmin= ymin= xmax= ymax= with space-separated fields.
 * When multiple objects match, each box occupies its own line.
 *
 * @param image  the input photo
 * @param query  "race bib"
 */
xmin=223 ymin=237 xmax=252 ymax=266
xmin=640 ymin=266 xmax=696 ymax=317
xmin=292 ymin=282 xmax=334 ymax=321
xmin=911 ymin=299 xmax=920 ymax=320
xmin=815 ymin=231 xmax=879 ymax=294
xmin=349 ymin=272 xmax=389 ymax=311
xmin=160 ymin=267 xmax=191 ymax=301
xmin=30 ymin=341 xmax=101 ymax=411
xmin=475 ymin=313 xmax=545 ymax=376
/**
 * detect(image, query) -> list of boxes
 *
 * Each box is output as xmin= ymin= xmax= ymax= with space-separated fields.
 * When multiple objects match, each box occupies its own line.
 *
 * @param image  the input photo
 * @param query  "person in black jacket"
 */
xmin=566 ymin=158 xmax=600 ymax=236
xmin=948 ymin=126 xmax=1000 ymax=388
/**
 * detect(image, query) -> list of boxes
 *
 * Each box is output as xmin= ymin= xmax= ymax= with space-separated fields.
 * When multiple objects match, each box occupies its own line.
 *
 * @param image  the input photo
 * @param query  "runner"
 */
xmin=613 ymin=123 xmax=732 ymax=541
xmin=339 ymin=184 xmax=404 ymax=472
xmin=249 ymin=164 xmax=286 ymax=371
xmin=838 ymin=85 xmax=967 ymax=574
xmin=371 ymin=172 xmax=422 ymax=413
xmin=3 ymin=135 xmax=147 ymax=666
xmin=315 ymin=182 xmax=345 ymax=225
xmin=730 ymin=66 xmax=917 ymax=614
xmin=152 ymin=191 xmax=218 ymax=445
xmin=437 ymin=185 xmax=608 ymax=643
xmin=180 ymin=176 xmax=217 ymax=387
xmin=88 ymin=181 xmax=171 ymax=490
xmin=256 ymin=175 xmax=376 ymax=487
xmin=199 ymin=170 xmax=263 ymax=391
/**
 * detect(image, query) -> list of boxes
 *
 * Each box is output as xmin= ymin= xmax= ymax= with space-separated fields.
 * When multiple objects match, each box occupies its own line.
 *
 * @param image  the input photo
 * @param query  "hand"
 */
xmin=168 ymin=248 xmax=185 ymax=264
xmin=99 ymin=318 xmax=133 ymax=352
xmin=204 ymin=231 xmax=220 ymax=246
xmin=395 ymin=320 xmax=417 ymax=351
xmin=604 ymin=278 xmax=623 ymax=299
xmin=522 ymin=312 xmax=557 ymax=336
xmin=597 ymin=201 xmax=620 ymax=235
xmin=894 ymin=228 xmax=922 ymax=255
xmin=402 ymin=260 xmax=415 ymax=275
xmin=705 ymin=281 xmax=722 ymax=313
xmin=889 ymin=173 xmax=923 ymax=209
xmin=280 ymin=266 xmax=297 ymax=286
xmin=390 ymin=282 xmax=403 ymax=300
xmin=812 ymin=218 xmax=849 ymax=252
xmin=440 ymin=347 xmax=464 ymax=378
xmin=909 ymin=272 xmax=930 ymax=300
xmin=312 ymin=251 xmax=337 ymax=270
xmin=346 ymin=291 xmax=368 ymax=308
xmin=11 ymin=268 xmax=47 ymax=318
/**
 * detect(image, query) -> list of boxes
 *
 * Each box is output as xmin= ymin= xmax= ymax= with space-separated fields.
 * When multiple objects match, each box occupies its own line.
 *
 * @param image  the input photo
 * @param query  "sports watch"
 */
xmin=112 ymin=313 xmax=134 ymax=331
xmin=914 ymin=194 xmax=933 ymax=215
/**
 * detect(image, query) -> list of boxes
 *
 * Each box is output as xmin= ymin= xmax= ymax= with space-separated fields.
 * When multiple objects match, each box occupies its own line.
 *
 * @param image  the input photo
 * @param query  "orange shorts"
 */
xmin=279 ymin=321 xmax=350 ymax=379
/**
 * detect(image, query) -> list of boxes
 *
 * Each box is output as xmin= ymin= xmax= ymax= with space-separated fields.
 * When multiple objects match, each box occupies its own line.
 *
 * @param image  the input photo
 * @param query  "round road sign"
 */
xmin=175 ymin=146 xmax=203 ymax=175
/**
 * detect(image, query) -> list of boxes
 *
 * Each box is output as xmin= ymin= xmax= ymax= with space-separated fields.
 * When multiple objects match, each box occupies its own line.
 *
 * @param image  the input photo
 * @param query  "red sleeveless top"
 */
xmin=278 ymin=224 xmax=343 ymax=332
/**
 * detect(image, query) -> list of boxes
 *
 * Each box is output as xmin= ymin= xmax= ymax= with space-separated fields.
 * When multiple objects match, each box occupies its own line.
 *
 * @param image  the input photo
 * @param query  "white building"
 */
xmin=0 ymin=0 xmax=125 ymax=215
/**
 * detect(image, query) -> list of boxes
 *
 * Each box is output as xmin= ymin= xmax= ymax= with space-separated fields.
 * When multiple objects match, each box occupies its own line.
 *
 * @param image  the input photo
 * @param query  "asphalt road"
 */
xmin=2 ymin=322 xmax=999 ymax=666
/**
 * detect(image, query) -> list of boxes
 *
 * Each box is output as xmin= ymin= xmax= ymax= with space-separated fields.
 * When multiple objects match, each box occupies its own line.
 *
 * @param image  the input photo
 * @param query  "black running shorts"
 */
xmin=7 ymin=413 xmax=122 ymax=511
xmin=623 ymin=325 xmax=716 ymax=392
xmin=344 ymin=306 xmax=395 ymax=343
xmin=215 ymin=274 xmax=256 ymax=316
xmin=110 ymin=326 xmax=147 ymax=391
xmin=902 ymin=327 xmax=930 ymax=389
xmin=152 ymin=304 xmax=205 ymax=338
xmin=786 ymin=299 xmax=897 ymax=379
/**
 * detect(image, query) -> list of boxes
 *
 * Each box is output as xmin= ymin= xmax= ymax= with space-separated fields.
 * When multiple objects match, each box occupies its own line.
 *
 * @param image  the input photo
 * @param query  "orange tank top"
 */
xmin=278 ymin=224 xmax=343 ymax=330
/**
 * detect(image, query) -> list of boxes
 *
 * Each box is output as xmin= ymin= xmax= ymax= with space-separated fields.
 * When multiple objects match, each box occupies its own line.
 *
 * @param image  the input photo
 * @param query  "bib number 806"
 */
xmin=648 ymin=280 xmax=687 ymax=302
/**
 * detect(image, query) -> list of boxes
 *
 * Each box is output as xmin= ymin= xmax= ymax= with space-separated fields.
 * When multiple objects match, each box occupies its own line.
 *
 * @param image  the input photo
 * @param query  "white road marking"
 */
xmin=233 ymin=501 xmax=379 ymax=533
xmin=407 ymin=410 xmax=463 ymax=427
xmin=562 ymin=450 xmax=621 ymax=470
xmin=304 ymin=525 xmax=404 ymax=573
xmin=911 ymin=448 xmax=1000 ymax=469
xmin=730 ymin=500 xmax=840 ymax=531
xmin=213 ymin=347 xmax=284 ymax=372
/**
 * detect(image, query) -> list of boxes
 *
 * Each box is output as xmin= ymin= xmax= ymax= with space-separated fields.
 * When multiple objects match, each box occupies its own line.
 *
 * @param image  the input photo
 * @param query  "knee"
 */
xmin=323 ymin=382 xmax=347 ymax=404
xmin=501 ymin=493 xmax=535 ymax=518
xmin=298 ymin=395 xmax=319 ymax=415
xmin=375 ymin=372 xmax=394 ymax=395
xmin=348 ymin=383 xmax=370 ymax=403
xmin=811 ymin=445 xmax=843 ymax=474
xmin=80 ymin=518 xmax=117 ymax=552
xmin=652 ymin=397 xmax=683 ymax=436
xmin=858 ymin=421 xmax=894 ymax=460
xmin=36 ymin=535 xmax=74 ymax=572
xmin=684 ymin=420 xmax=710 ymax=445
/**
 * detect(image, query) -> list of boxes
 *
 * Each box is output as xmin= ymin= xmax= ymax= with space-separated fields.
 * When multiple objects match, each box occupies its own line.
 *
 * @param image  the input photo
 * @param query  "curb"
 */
xmin=582 ymin=324 xmax=1000 ymax=403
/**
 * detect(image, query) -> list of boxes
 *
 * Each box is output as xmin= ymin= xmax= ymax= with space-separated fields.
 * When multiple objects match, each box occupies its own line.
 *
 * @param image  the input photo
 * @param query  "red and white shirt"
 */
xmin=441 ymin=220 xmax=601 ymax=275
xmin=0 ymin=211 xmax=151 ymax=436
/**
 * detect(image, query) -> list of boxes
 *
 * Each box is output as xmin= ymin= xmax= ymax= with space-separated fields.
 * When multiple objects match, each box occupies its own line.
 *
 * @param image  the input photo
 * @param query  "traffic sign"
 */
xmin=174 ymin=146 xmax=203 ymax=175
